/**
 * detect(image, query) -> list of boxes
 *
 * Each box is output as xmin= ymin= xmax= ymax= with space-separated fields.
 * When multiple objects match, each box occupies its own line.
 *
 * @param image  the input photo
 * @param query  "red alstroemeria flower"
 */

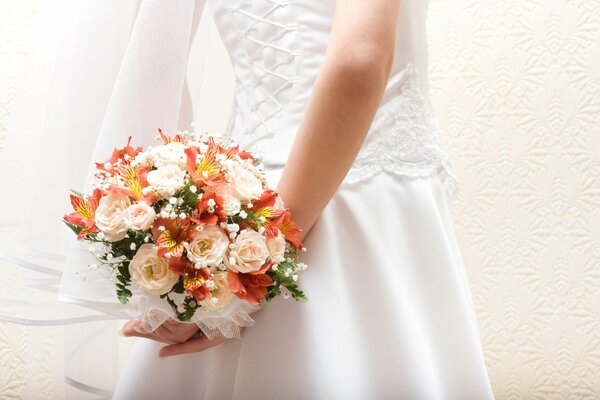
xmin=216 ymin=142 xmax=255 ymax=164
xmin=190 ymin=191 xmax=226 ymax=226
xmin=269 ymin=210 xmax=303 ymax=250
xmin=63 ymin=188 xmax=103 ymax=240
xmin=158 ymin=128 xmax=187 ymax=145
xmin=183 ymin=267 xmax=212 ymax=301
xmin=107 ymin=164 xmax=157 ymax=204
xmin=246 ymin=189 xmax=282 ymax=237
xmin=168 ymin=258 xmax=212 ymax=301
xmin=95 ymin=136 xmax=142 ymax=176
xmin=151 ymin=217 xmax=193 ymax=258
xmin=227 ymin=269 xmax=274 ymax=305
xmin=184 ymin=138 xmax=226 ymax=187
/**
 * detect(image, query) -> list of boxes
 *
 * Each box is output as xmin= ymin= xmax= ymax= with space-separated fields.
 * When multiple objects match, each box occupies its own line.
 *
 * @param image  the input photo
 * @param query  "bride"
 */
xmin=113 ymin=0 xmax=494 ymax=398
xmin=0 ymin=0 xmax=494 ymax=398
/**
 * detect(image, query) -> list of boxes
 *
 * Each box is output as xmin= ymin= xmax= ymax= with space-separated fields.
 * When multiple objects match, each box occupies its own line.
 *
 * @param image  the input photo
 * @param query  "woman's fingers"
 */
xmin=121 ymin=320 xmax=159 ymax=341
xmin=161 ymin=319 xmax=200 ymax=341
xmin=150 ymin=325 xmax=183 ymax=344
xmin=120 ymin=319 xmax=201 ymax=344
xmin=158 ymin=333 xmax=229 ymax=358
xmin=121 ymin=320 xmax=176 ymax=344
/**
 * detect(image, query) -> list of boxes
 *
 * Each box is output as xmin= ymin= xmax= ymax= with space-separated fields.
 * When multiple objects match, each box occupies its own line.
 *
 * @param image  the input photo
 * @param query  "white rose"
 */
xmin=200 ymin=272 xmax=233 ymax=310
xmin=152 ymin=142 xmax=187 ymax=167
xmin=187 ymin=225 xmax=230 ymax=267
xmin=214 ymin=185 xmax=242 ymax=216
xmin=225 ymin=229 xmax=269 ymax=273
xmin=227 ymin=162 xmax=264 ymax=202
xmin=129 ymin=244 xmax=179 ymax=295
xmin=147 ymin=164 xmax=187 ymax=196
xmin=266 ymin=231 xmax=286 ymax=263
xmin=94 ymin=192 xmax=131 ymax=242
xmin=124 ymin=201 xmax=156 ymax=231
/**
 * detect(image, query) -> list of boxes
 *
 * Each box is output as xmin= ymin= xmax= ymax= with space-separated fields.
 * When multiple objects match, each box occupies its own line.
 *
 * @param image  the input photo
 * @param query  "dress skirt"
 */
xmin=113 ymin=168 xmax=495 ymax=400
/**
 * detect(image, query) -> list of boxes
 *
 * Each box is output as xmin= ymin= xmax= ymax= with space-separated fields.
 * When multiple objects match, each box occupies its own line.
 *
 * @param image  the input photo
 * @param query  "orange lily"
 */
xmin=167 ymin=258 xmax=211 ymax=301
xmin=95 ymin=136 xmax=142 ymax=175
xmin=151 ymin=217 xmax=193 ymax=258
xmin=227 ymin=270 xmax=273 ymax=305
xmin=184 ymin=138 xmax=226 ymax=187
xmin=107 ymin=164 xmax=157 ymax=204
xmin=189 ymin=191 xmax=226 ymax=226
xmin=158 ymin=128 xmax=187 ymax=145
xmin=63 ymin=188 xmax=103 ymax=239
xmin=270 ymin=211 xmax=303 ymax=250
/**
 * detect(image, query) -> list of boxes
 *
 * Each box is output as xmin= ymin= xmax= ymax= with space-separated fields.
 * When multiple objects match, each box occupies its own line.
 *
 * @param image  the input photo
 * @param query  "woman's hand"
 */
xmin=157 ymin=332 xmax=231 ymax=358
xmin=121 ymin=318 xmax=200 ymax=344
xmin=121 ymin=318 xmax=237 ymax=358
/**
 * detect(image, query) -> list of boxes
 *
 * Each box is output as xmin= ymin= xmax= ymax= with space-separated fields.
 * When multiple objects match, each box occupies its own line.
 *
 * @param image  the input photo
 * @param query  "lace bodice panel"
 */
xmin=208 ymin=0 xmax=458 ymax=200
xmin=346 ymin=64 xmax=458 ymax=200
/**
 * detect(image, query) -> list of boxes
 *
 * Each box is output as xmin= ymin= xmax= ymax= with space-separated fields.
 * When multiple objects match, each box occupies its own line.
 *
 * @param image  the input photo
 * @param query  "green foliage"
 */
xmin=63 ymin=220 xmax=83 ymax=236
xmin=69 ymin=189 xmax=85 ymax=198
xmin=266 ymin=260 xmax=308 ymax=303
xmin=180 ymin=180 xmax=200 ymax=207
xmin=160 ymin=281 xmax=199 ymax=322
xmin=116 ymin=285 xmax=132 ymax=304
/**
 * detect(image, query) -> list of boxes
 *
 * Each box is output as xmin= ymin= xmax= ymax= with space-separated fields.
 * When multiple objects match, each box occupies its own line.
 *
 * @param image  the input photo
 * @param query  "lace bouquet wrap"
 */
xmin=63 ymin=129 xmax=307 ymax=339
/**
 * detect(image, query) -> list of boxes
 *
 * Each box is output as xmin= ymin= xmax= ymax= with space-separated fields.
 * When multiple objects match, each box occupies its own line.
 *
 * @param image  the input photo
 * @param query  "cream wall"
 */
xmin=1 ymin=0 xmax=599 ymax=398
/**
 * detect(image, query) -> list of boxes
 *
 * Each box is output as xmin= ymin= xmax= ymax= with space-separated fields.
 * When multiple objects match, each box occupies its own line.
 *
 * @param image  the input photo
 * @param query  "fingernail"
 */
xmin=132 ymin=324 xmax=148 ymax=334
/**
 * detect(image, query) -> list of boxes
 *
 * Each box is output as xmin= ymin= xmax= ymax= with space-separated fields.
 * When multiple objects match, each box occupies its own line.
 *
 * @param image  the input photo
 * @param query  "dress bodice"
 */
xmin=208 ymin=0 xmax=457 ymax=197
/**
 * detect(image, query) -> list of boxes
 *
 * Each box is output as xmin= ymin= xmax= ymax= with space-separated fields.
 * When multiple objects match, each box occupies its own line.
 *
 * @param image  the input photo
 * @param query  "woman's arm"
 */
xmin=122 ymin=0 xmax=402 ymax=356
xmin=277 ymin=0 xmax=401 ymax=240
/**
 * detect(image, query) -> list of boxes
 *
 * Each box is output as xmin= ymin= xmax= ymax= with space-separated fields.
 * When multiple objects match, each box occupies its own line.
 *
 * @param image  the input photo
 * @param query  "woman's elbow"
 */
xmin=332 ymin=43 xmax=395 ymax=95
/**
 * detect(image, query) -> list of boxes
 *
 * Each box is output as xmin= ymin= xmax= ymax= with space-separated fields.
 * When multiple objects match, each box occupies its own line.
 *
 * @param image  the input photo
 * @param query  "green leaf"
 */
xmin=63 ymin=220 xmax=83 ymax=236
xmin=69 ymin=189 xmax=85 ymax=198
xmin=172 ymin=277 xmax=185 ymax=294
xmin=116 ymin=287 xmax=132 ymax=304
xmin=180 ymin=181 xmax=200 ymax=207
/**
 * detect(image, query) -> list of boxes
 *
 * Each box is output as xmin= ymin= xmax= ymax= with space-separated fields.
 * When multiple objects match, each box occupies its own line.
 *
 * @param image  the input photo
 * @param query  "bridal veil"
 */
xmin=0 ymin=0 xmax=212 ymax=396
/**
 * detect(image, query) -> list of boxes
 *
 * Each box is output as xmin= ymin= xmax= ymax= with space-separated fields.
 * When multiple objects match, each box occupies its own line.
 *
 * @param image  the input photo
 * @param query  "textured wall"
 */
xmin=1 ymin=0 xmax=599 ymax=398
xmin=428 ymin=0 xmax=600 ymax=398
xmin=0 ymin=1 xmax=64 ymax=399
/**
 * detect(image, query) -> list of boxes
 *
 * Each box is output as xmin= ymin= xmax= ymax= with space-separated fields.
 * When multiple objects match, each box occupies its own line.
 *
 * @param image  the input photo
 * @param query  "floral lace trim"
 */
xmin=128 ymin=294 xmax=262 ymax=340
xmin=343 ymin=64 xmax=459 ymax=202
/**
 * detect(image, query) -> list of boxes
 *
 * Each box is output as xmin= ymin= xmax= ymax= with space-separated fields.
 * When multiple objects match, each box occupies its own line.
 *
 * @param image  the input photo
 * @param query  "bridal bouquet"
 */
xmin=63 ymin=129 xmax=307 ymax=322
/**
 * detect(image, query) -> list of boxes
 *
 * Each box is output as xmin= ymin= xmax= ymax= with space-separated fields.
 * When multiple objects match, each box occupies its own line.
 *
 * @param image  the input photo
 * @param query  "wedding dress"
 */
xmin=110 ymin=0 xmax=495 ymax=399
xmin=0 ymin=0 xmax=494 ymax=398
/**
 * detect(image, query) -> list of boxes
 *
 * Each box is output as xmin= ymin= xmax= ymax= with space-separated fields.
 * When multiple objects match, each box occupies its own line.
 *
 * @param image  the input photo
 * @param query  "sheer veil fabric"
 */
xmin=0 ymin=0 xmax=213 ymax=396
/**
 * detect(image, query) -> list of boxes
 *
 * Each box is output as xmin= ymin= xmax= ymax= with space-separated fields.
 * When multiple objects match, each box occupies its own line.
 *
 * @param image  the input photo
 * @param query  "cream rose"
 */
xmin=200 ymin=272 xmax=234 ymax=310
xmin=124 ymin=201 xmax=156 ymax=231
xmin=187 ymin=225 xmax=230 ymax=267
xmin=273 ymin=193 xmax=286 ymax=212
xmin=214 ymin=185 xmax=242 ymax=216
xmin=129 ymin=244 xmax=179 ymax=295
xmin=94 ymin=192 xmax=131 ymax=242
xmin=147 ymin=164 xmax=186 ymax=196
xmin=225 ymin=229 xmax=269 ymax=273
xmin=151 ymin=142 xmax=187 ymax=167
xmin=266 ymin=231 xmax=286 ymax=263
xmin=227 ymin=162 xmax=263 ymax=202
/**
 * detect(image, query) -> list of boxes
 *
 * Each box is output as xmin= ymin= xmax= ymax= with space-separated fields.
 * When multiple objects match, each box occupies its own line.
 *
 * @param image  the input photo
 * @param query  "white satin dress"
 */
xmin=113 ymin=0 xmax=495 ymax=398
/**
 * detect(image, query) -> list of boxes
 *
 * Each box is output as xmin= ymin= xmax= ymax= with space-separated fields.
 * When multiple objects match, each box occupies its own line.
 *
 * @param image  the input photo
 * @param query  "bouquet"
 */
xmin=63 ymin=129 xmax=307 ymax=324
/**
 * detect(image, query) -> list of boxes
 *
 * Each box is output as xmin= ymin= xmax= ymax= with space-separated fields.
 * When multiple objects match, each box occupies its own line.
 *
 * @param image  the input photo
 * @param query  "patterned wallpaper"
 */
xmin=0 ymin=0 xmax=599 ymax=398
xmin=428 ymin=0 xmax=600 ymax=398
xmin=0 ymin=1 xmax=64 ymax=399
